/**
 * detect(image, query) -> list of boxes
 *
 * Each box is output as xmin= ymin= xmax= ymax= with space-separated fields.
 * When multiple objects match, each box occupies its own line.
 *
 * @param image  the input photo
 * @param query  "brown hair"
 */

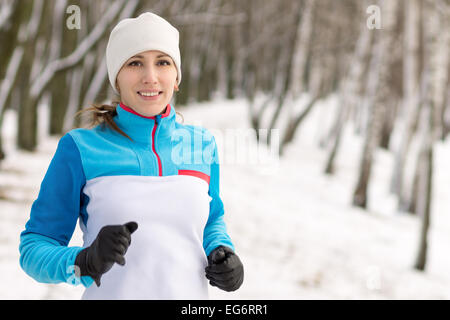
xmin=75 ymin=100 xmax=184 ymax=141
xmin=75 ymin=100 xmax=132 ymax=140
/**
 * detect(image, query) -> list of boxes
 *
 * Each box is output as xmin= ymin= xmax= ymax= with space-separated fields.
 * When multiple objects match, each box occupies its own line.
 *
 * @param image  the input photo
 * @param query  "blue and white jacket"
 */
xmin=19 ymin=103 xmax=234 ymax=299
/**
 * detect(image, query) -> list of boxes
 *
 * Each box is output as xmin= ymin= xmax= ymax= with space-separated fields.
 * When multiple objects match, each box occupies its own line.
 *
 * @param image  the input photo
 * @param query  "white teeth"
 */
xmin=139 ymin=91 xmax=160 ymax=97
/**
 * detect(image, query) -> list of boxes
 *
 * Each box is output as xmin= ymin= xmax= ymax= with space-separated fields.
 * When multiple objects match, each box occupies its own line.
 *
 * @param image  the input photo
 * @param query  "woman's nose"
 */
xmin=142 ymin=65 xmax=158 ymax=84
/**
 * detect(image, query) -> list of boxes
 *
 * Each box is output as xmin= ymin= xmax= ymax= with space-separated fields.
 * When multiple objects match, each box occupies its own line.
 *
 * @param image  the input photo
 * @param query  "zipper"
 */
xmin=152 ymin=117 xmax=163 ymax=176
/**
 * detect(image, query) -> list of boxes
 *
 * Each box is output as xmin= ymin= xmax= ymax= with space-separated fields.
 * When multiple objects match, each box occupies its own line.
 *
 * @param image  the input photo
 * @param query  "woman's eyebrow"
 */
xmin=127 ymin=55 xmax=143 ymax=61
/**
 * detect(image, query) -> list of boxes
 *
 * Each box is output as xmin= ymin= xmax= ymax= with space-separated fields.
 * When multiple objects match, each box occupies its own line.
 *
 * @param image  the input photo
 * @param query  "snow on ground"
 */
xmin=1 ymin=97 xmax=450 ymax=299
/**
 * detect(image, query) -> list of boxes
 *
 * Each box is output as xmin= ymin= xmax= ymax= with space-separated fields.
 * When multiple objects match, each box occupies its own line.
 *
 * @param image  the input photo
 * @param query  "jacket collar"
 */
xmin=113 ymin=102 xmax=176 ymax=144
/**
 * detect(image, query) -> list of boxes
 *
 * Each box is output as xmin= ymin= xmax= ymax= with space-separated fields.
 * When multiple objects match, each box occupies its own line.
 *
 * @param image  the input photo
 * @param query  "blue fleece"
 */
xmin=19 ymin=133 xmax=93 ymax=287
xmin=19 ymin=104 xmax=234 ymax=287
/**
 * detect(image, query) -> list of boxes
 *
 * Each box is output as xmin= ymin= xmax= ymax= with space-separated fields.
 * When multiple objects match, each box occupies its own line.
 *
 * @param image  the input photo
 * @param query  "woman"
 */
xmin=19 ymin=12 xmax=243 ymax=299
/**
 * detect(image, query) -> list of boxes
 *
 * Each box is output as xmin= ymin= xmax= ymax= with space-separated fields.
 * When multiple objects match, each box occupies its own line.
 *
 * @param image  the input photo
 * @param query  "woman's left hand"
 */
xmin=205 ymin=246 xmax=244 ymax=292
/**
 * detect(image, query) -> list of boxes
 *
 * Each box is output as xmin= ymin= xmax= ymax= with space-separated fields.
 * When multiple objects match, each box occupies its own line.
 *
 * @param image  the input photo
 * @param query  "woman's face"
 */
xmin=116 ymin=50 xmax=178 ymax=117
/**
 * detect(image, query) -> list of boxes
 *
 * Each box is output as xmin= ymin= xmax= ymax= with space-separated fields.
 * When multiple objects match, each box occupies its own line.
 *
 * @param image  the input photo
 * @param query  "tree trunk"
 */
xmin=259 ymin=0 xmax=300 ymax=146
xmin=390 ymin=0 xmax=421 ymax=202
xmin=414 ymin=129 xmax=433 ymax=271
xmin=17 ymin=0 xmax=45 ymax=151
xmin=443 ymin=83 xmax=450 ymax=139
xmin=352 ymin=40 xmax=382 ymax=208
xmin=324 ymin=2 xmax=372 ymax=174
xmin=414 ymin=0 xmax=440 ymax=271
xmin=413 ymin=82 xmax=434 ymax=270
xmin=353 ymin=0 xmax=398 ymax=209
xmin=288 ymin=0 xmax=314 ymax=100
xmin=0 ymin=0 xmax=31 ymax=156
xmin=277 ymin=0 xmax=316 ymax=155
xmin=379 ymin=98 xmax=398 ymax=149
xmin=49 ymin=0 xmax=73 ymax=135
xmin=432 ymin=3 xmax=450 ymax=142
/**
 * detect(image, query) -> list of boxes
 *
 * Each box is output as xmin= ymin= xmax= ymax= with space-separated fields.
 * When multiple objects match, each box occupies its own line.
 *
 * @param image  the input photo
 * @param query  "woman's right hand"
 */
xmin=75 ymin=221 xmax=138 ymax=287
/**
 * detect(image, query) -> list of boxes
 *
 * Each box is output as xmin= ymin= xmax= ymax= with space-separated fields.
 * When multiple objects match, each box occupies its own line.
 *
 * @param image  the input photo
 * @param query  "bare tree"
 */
xmin=324 ymin=0 xmax=372 ymax=174
xmin=414 ymin=0 xmax=448 ymax=271
xmin=390 ymin=0 xmax=421 ymax=211
xmin=15 ymin=0 xmax=127 ymax=150
xmin=252 ymin=0 xmax=300 ymax=144
xmin=278 ymin=0 xmax=315 ymax=155
xmin=15 ymin=0 xmax=46 ymax=151
xmin=353 ymin=0 xmax=399 ymax=209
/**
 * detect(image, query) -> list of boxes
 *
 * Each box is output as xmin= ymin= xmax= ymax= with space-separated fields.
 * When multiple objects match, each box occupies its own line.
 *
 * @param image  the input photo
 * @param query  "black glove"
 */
xmin=75 ymin=221 xmax=138 ymax=287
xmin=205 ymin=246 xmax=244 ymax=292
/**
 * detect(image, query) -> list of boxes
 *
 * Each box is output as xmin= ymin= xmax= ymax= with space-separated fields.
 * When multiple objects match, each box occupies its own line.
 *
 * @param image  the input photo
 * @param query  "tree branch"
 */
xmin=29 ymin=0 xmax=126 ymax=98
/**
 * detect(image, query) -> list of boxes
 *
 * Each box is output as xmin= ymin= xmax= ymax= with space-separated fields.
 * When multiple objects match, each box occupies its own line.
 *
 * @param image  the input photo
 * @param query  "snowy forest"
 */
xmin=0 ymin=0 xmax=450 ymax=299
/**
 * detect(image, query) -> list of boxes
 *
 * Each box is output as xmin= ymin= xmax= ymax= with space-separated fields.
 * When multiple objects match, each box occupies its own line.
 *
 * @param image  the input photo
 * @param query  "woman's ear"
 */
xmin=174 ymin=84 xmax=179 ymax=92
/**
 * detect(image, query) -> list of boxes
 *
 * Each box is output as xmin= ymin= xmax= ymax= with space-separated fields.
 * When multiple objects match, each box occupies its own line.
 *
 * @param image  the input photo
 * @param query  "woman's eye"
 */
xmin=157 ymin=60 xmax=171 ymax=66
xmin=128 ymin=60 xmax=142 ymax=66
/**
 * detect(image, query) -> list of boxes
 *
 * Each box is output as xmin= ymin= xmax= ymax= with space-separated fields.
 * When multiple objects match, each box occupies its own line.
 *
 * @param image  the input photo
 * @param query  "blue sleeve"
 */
xmin=19 ymin=133 xmax=93 ymax=287
xmin=19 ymin=233 xmax=93 ymax=287
xmin=203 ymin=137 xmax=235 ymax=256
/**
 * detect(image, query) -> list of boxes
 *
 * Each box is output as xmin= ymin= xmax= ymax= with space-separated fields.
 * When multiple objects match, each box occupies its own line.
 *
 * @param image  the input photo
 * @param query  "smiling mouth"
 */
xmin=138 ymin=91 xmax=162 ymax=97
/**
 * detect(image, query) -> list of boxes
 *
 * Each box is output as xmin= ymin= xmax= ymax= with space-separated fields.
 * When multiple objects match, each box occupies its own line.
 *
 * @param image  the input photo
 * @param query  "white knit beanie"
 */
xmin=106 ymin=12 xmax=181 ymax=94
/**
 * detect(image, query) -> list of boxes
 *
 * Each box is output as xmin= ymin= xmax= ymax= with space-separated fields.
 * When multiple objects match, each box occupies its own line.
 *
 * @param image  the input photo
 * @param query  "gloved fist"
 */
xmin=75 ymin=221 xmax=138 ymax=287
xmin=205 ymin=246 xmax=244 ymax=292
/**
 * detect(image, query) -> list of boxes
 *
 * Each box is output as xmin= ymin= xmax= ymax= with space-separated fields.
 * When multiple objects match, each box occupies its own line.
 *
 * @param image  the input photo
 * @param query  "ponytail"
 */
xmin=75 ymin=101 xmax=132 ymax=140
